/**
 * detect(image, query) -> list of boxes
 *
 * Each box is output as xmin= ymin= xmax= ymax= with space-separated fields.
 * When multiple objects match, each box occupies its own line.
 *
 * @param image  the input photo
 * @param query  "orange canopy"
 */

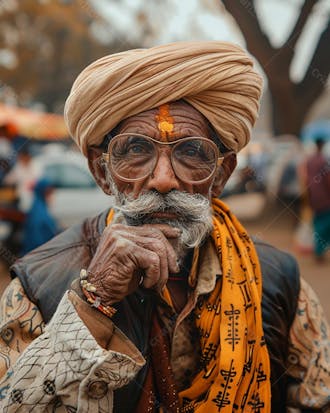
xmin=0 ymin=103 xmax=69 ymax=139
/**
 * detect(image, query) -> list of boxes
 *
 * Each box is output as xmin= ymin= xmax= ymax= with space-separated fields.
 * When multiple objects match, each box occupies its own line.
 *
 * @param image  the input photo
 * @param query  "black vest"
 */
xmin=11 ymin=211 xmax=300 ymax=412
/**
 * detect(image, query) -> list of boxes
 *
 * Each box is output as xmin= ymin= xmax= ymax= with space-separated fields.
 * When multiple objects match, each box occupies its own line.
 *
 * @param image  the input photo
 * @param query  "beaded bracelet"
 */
xmin=79 ymin=269 xmax=117 ymax=318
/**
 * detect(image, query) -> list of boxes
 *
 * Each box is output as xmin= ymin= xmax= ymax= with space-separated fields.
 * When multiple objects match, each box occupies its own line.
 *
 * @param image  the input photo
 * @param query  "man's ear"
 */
xmin=87 ymin=146 xmax=112 ymax=195
xmin=211 ymin=153 xmax=237 ymax=197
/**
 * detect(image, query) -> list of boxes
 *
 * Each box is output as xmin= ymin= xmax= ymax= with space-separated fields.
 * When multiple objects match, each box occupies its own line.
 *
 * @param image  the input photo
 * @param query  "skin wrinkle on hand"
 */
xmin=113 ymin=224 xmax=180 ymax=269
xmin=113 ymin=237 xmax=129 ymax=250
xmin=87 ymin=223 xmax=182 ymax=305
xmin=114 ymin=226 xmax=179 ymax=271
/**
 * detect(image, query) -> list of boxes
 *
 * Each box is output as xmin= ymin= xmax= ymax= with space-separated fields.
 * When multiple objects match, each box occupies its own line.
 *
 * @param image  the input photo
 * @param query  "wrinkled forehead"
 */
xmin=114 ymin=101 xmax=213 ymax=143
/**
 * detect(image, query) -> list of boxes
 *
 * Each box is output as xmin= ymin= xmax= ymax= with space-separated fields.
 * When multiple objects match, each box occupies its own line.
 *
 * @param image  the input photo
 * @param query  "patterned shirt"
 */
xmin=0 ymin=241 xmax=329 ymax=411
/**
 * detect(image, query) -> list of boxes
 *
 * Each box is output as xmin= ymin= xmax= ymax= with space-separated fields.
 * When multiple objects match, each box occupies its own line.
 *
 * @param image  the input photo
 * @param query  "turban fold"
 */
xmin=64 ymin=41 xmax=263 ymax=156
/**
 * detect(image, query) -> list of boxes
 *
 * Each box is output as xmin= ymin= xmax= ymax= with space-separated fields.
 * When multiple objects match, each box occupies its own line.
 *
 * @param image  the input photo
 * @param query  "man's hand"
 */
xmin=86 ymin=223 xmax=181 ymax=305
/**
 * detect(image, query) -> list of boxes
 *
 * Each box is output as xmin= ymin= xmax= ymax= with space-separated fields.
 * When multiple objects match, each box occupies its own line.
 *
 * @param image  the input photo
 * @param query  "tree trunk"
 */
xmin=269 ymin=82 xmax=305 ymax=136
xmin=221 ymin=0 xmax=330 ymax=139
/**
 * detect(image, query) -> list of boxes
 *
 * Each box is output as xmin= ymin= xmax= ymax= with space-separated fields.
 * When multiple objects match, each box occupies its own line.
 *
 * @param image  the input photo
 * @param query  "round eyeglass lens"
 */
xmin=172 ymin=139 xmax=217 ymax=182
xmin=110 ymin=135 xmax=156 ymax=180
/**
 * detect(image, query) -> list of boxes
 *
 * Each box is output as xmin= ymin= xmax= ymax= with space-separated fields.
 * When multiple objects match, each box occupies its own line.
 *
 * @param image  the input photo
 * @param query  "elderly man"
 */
xmin=0 ymin=42 xmax=329 ymax=413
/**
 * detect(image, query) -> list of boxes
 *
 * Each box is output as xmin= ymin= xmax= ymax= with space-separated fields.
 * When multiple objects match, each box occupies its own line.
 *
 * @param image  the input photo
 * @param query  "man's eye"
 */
xmin=127 ymin=144 xmax=146 ymax=154
xmin=184 ymin=148 xmax=198 ymax=156
xmin=118 ymin=137 xmax=153 ymax=156
xmin=179 ymin=143 xmax=202 ymax=157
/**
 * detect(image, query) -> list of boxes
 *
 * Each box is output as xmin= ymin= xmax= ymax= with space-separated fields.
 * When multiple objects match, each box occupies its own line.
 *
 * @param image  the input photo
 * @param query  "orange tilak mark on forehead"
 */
xmin=155 ymin=104 xmax=174 ymax=141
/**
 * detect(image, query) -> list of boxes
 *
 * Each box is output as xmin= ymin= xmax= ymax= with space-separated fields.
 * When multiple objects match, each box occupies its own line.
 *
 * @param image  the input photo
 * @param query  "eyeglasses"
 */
xmin=102 ymin=133 xmax=229 ymax=184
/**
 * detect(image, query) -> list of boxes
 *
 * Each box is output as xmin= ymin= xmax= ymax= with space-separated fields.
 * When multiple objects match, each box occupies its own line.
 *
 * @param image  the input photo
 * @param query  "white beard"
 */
xmin=105 ymin=170 xmax=214 ymax=262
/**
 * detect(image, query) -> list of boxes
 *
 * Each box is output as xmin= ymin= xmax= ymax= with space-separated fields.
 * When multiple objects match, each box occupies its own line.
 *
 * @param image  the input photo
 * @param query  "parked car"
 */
xmin=33 ymin=148 xmax=113 ymax=228
xmin=265 ymin=135 xmax=304 ymax=202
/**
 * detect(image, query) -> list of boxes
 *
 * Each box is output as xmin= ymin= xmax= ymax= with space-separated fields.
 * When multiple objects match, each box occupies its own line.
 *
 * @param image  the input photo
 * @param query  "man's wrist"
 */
xmin=79 ymin=269 xmax=118 ymax=318
xmin=68 ymin=287 xmax=115 ymax=349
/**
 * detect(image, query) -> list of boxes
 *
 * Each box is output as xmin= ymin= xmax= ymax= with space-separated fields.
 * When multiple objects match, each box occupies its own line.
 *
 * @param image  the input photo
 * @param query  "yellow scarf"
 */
xmin=177 ymin=198 xmax=271 ymax=412
xmin=107 ymin=198 xmax=271 ymax=412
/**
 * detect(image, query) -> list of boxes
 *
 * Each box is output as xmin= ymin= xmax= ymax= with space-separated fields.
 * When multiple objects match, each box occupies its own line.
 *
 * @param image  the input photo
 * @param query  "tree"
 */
xmin=221 ymin=0 xmax=330 ymax=137
xmin=0 ymin=0 xmax=138 ymax=112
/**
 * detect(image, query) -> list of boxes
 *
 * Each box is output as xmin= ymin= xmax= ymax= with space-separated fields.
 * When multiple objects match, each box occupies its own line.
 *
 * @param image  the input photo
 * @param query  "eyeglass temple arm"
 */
xmin=102 ymin=153 xmax=110 ymax=162
xmin=217 ymin=150 xmax=235 ymax=166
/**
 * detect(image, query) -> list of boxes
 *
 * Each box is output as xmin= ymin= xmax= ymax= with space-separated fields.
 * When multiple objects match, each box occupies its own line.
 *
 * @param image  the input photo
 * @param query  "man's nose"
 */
xmin=146 ymin=152 xmax=180 ymax=193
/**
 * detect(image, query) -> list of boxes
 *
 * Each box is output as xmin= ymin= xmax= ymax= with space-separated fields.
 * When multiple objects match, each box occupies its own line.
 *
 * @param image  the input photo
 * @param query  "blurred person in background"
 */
xmin=0 ymin=124 xmax=16 ymax=184
xmin=0 ymin=42 xmax=328 ymax=413
xmin=0 ymin=124 xmax=24 ymax=262
xmin=0 ymin=138 xmax=14 ymax=184
xmin=4 ymin=146 xmax=42 ymax=212
xmin=21 ymin=178 xmax=60 ymax=255
xmin=302 ymin=137 xmax=330 ymax=262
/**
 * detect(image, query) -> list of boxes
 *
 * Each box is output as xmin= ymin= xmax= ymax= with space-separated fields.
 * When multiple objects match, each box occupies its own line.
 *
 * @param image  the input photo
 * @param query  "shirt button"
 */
xmin=87 ymin=380 xmax=108 ymax=399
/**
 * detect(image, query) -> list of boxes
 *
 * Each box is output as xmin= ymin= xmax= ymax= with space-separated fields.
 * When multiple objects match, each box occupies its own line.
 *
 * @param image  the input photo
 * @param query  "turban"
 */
xmin=64 ymin=41 xmax=263 ymax=156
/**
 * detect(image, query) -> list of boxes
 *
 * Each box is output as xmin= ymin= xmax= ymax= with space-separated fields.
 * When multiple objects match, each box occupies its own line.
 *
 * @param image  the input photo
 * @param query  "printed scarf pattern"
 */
xmin=177 ymin=198 xmax=271 ymax=412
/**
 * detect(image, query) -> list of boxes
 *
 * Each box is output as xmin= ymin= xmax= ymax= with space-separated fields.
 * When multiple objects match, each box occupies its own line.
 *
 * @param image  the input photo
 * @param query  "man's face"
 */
xmin=88 ymin=101 xmax=236 ymax=257
xmin=103 ymin=101 xmax=219 ymax=251
xmin=111 ymin=101 xmax=217 ymax=199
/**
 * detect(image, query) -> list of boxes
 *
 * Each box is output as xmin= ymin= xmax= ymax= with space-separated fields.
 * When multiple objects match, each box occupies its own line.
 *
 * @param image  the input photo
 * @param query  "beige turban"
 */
xmin=64 ymin=41 xmax=263 ymax=156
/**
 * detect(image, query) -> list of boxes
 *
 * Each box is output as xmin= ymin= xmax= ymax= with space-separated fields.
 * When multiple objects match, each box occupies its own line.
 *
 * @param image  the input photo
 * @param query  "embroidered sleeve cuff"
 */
xmin=0 ymin=292 xmax=145 ymax=410
xmin=68 ymin=281 xmax=144 ymax=362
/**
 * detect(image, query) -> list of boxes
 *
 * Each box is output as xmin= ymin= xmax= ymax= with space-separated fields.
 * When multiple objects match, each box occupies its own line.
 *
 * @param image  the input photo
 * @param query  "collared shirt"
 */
xmin=156 ymin=240 xmax=221 ymax=390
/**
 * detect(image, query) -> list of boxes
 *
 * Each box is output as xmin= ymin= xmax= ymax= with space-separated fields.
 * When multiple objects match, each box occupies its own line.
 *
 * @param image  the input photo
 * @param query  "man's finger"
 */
xmin=115 ymin=229 xmax=179 ymax=275
xmin=129 ymin=235 xmax=169 ymax=289
xmin=142 ymin=223 xmax=182 ymax=239
xmin=129 ymin=246 xmax=161 ymax=289
xmin=113 ymin=223 xmax=181 ymax=240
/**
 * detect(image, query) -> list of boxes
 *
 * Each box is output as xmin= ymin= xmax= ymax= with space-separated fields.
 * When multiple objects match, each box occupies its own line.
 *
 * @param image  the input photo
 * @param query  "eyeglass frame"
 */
xmin=102 ymin=133 xmax=233 ymax=184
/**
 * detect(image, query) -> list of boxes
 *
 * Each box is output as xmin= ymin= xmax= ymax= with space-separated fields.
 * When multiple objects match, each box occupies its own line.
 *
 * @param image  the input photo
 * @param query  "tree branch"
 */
xmin=221 ymin=0 xmax=275 ymax=68
xmin=283 ymin=0 xmax=318 ymax=53
xmin=297 ymin=19 xmax=330 ymax=110
xmin=221 ymin=0 xmax=329 ymax=135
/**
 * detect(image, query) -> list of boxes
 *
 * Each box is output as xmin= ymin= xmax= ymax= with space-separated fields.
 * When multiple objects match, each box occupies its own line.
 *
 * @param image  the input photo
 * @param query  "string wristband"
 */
xmin=79 ymin=269 xmax=117 ymax=318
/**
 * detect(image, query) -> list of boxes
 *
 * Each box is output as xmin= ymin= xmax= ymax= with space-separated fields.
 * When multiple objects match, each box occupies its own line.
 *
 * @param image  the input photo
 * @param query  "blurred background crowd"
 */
xmin=0 ymin=0 xmax=329 ymax=318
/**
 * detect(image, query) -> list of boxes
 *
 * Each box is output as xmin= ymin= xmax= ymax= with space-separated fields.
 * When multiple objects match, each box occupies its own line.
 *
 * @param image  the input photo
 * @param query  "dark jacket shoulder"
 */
xmin=254 ymin=239 xmax=300 ymax=410
xmin=254 ymin=239 xmax=300 ymax=325
xmin=11 ymin=210 xmax=108 ymax=322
